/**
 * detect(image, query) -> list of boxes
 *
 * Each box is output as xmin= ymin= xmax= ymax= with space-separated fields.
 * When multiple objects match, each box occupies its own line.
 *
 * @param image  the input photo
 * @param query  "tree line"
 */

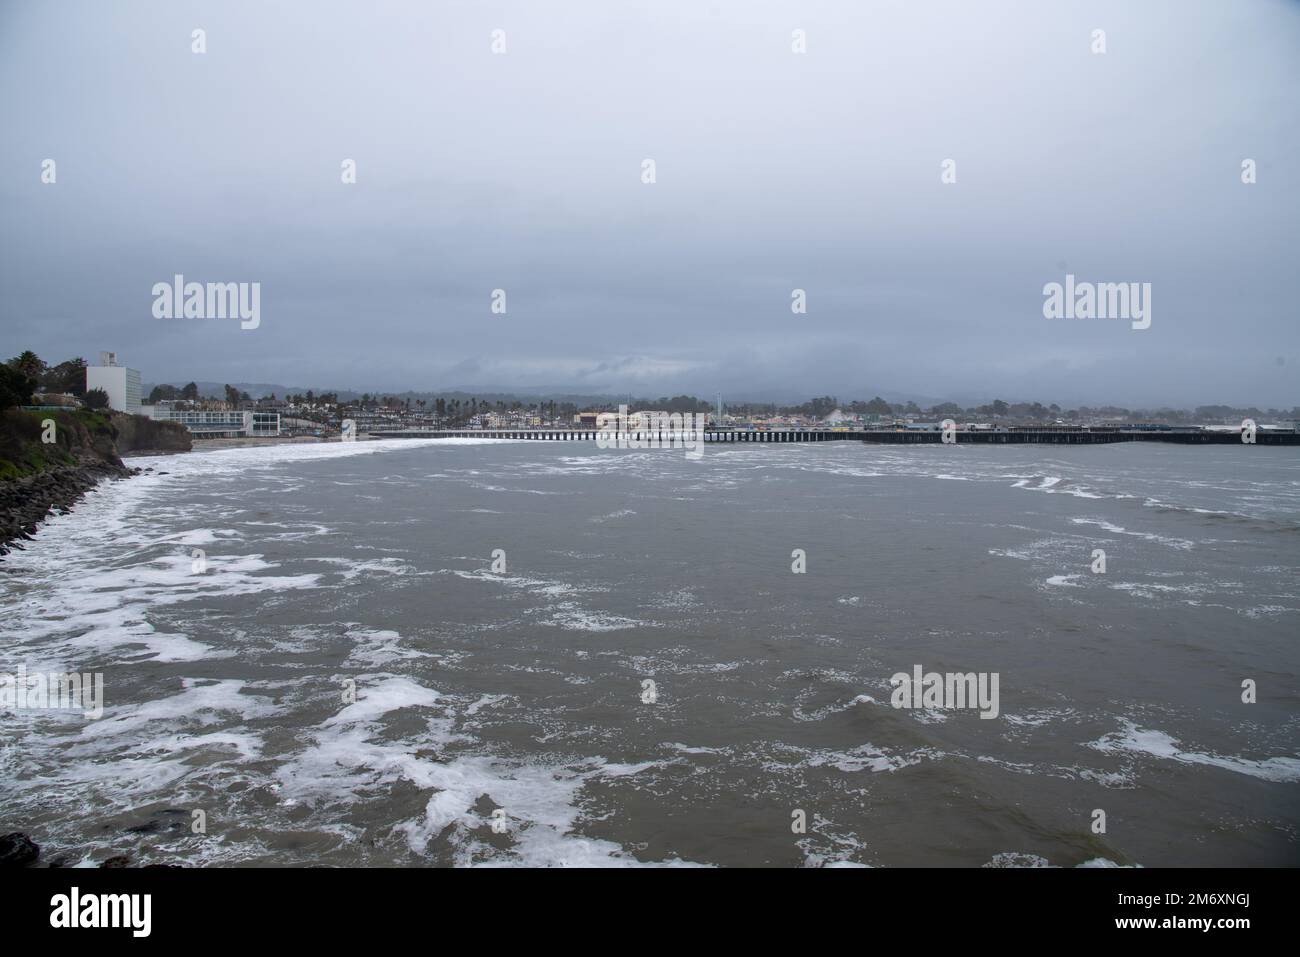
xmin=0 ymin=351 xmax=110 ymax=411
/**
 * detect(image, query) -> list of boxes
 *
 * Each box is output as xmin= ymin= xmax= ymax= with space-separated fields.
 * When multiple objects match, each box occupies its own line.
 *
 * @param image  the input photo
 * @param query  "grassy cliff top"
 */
xmin=0 ymin=408 xmax=121 ymax=481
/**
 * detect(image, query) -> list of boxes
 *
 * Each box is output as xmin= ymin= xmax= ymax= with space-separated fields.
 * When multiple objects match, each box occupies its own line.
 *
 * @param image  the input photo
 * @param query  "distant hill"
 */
xmin=143 ymin=381 xmax=313 ymax=401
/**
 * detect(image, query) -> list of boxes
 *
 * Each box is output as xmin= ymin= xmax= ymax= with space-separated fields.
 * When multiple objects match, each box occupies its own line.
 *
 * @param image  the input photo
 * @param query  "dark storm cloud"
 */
xmin=1 ymin=0 xmax=1297 ymax=406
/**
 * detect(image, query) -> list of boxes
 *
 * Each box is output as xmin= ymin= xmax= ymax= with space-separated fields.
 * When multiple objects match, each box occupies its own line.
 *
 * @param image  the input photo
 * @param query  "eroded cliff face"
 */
xmin=0 ymin=408 xmax=121 ymax=478
xmin=109 ymin=412 xmax=192 ymax=455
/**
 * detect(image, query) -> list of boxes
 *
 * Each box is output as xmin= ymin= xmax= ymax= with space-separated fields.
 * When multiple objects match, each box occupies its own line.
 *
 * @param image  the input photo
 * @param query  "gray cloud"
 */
xmin=2 ymin=0 xmax=1297 ymax=406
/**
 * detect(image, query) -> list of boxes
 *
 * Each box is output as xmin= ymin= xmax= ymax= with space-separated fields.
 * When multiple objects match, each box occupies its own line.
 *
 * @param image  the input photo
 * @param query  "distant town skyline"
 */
xmin=15 ymin=351 xmax=1300 ymax=415
xmin=3 ymin=0 xmax=1298 ymax=407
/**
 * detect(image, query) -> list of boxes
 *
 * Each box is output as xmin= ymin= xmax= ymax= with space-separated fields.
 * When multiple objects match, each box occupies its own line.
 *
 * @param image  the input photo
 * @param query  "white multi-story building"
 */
xmin=147 ymin=408 xmax=280 ymax=438
xmin=85 ymin=351 xmax=141 ymax=413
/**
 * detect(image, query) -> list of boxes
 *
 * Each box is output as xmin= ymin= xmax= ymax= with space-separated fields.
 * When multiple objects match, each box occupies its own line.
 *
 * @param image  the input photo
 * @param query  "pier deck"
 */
xmin=366 ymin=428 xmax=1299 ymax=445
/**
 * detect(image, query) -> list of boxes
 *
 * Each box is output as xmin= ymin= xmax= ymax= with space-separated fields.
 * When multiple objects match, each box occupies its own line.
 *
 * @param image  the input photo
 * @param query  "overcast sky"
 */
xmin=1 ymin=0 xmax=1297 ymax=407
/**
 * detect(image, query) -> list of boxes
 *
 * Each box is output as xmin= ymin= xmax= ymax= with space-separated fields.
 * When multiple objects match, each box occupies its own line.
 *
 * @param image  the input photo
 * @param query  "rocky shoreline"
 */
xmin=0 ymin=831 xmax=161 ymax=869
xmin=0 ymin=461 xmax=137 ymax=556
xmin=0 ymin=408 xmax=188 ymax=557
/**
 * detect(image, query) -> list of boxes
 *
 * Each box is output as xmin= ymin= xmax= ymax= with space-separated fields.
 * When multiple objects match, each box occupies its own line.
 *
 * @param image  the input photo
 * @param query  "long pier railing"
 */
xmin=366 ymin=428 xmax=1299 ymax=445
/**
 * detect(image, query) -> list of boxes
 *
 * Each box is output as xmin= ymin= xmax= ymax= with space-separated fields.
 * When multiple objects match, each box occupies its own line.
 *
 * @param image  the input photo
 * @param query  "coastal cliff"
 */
xmin=0 ymin=408 xmax=190 ymax=555
xmin=109 ymin=411 xmax=193 ymax=455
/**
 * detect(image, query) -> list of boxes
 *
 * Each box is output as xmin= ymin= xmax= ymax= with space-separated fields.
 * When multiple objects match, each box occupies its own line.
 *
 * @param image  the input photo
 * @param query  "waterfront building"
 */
xmin=85 ymin=351 xmax=142 ymax=413
xmin=147 ymin=408 xmax=281 ymax=438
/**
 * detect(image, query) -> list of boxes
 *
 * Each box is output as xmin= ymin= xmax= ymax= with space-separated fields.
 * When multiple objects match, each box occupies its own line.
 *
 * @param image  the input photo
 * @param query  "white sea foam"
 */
xmin=1044 ymin=574 xmax=1083 ymax=588
xmin=0 ymin=551 xmax=321 ymax=665
xmin=278 ymin=677 xmax=701 ymax=866
xmin=0 ymin=439 xmax=496 ymax=666
xmin=541 ymin=605 xmax=652 ymax=632
xmin=310 ymin=556 xmax=415 ymax=581
xmin=1 ymin=677 xmax=280 ymax=824
xmin=1089 ymin=721 xmax=1300 ymax=783
xmin=1004 ymin=708 xmax=1078 ymax=728
xmin=984 ymin=852 xmax=1052 ymax=868
xmin=448 ymin=566 xmax=647 ymax=632
xmin=1070 ymin=517 xmax=1194 ymax=550
xmin=589 ymin=509 xmax=638 ymax=523
xmin=767 ymin=742 xmax=937 ymax=774
xmin=792 ymin=693 xmax=877 ymax=722
xmin=344 ymin=627 xmax=432 ymax=667
xmin=465 ymin=694 xmax=508 ymax=716
xmin=666 ymin=743 xmax=726 ymax=755
xmin=984 ymin=853 xmax=1132 ymax=868
xmin=1010 ymin=475 xmax=1109 ymax=500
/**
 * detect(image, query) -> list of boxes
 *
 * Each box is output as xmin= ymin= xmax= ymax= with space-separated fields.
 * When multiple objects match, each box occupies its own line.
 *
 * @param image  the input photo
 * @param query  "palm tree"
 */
xmin=13 ymin=350 xmax=45 ymax=379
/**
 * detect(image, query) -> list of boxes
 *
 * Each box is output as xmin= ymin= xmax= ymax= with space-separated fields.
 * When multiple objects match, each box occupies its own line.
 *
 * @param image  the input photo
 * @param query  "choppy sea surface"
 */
xmin=1 ymin=438 xmax=1297 ymax=867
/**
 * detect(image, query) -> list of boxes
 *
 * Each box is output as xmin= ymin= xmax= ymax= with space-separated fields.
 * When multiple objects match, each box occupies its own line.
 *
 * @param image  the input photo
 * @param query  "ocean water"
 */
xmin=0 ymin=438 xmax=1297 ymax=867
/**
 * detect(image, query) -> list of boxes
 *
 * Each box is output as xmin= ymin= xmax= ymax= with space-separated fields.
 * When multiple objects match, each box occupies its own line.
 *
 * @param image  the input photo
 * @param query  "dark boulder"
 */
xmin=0 ymin=832 xmax=40 ymax=867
